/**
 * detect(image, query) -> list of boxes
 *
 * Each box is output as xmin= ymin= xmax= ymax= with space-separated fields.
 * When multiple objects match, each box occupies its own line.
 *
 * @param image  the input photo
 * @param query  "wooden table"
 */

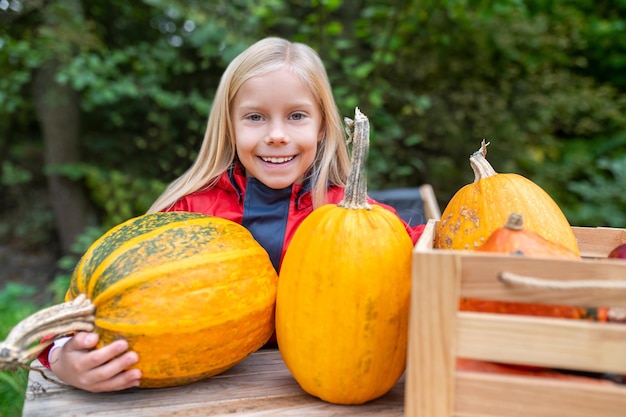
xmin=22 ymin=349 xmax=405 ymax=416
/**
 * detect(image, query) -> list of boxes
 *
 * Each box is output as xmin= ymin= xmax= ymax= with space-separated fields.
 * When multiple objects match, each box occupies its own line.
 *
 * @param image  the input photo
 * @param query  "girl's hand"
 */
xmin=49 ymin=332 xmax=141 ymax=392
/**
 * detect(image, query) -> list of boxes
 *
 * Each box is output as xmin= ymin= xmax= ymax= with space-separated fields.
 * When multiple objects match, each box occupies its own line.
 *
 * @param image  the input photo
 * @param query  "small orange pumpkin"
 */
xmin=475 ymin=212 xmax=579 ymax=259
xmin=462 ymin=213 xmax=587 ymax=319
xmin=435 ymin=140 xmax=579 ymax=255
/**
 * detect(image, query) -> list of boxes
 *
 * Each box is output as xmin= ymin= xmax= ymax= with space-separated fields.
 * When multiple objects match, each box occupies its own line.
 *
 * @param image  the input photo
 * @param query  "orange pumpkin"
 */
xmin=460 ymin=214 xmax=617 ymax=381
xmin=435 ymin=140 xmax=579 ymax=255
xmin=476 ymin=212 xmax=579 ymax=258
xmin=276 ymin=108 xmax=413 ymax=405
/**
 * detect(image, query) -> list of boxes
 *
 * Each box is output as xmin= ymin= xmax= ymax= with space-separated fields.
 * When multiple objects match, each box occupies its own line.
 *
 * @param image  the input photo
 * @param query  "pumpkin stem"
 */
xmin=505 ymin=213 xmax=524 ymax=231
xmin=469 ymin=139 xmax=497 ymax=182
xmin=339 ymin=107 xmax=371 ymax=210
xmin=0 ymin=294 xmax=95 ymax=370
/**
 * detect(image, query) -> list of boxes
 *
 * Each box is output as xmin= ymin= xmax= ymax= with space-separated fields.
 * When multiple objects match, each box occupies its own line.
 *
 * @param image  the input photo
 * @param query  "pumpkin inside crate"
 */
xmin=422 ymin=219 xmax=626 ymax=384
xmin=462 ymin=212 xmax=603 ymax=320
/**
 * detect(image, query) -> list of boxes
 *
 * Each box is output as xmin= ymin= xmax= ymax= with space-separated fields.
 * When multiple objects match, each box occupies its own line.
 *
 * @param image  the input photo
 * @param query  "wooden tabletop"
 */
xmin=22 ymin=349 xmax=405 ymax=416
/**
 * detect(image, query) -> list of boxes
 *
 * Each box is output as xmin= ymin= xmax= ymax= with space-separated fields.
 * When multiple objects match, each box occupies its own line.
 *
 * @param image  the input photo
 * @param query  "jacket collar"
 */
xmin=226 ymin=163 xmax=312 ymax=209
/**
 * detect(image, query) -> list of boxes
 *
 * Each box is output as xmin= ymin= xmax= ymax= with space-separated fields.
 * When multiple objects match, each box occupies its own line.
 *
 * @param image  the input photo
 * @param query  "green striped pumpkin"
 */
xmin=66 ymin=211 xmax=278 ymax=388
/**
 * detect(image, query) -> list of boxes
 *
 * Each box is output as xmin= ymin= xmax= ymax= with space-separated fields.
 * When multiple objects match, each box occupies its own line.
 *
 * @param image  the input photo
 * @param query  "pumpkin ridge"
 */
xmin=76 ymin=213 xmax=209 ymax=292
xmin=87 ymin=220 xmax=252 ymax=299
xmin=90 ymin=245 xmax=272 ymax=306
xmin=124 ymin=306 xmax=274 ymax=387
xmin=84 ymin=217 xmax=243 ymax=298
xmin=94 ymin=289 xmax=275 ymax=334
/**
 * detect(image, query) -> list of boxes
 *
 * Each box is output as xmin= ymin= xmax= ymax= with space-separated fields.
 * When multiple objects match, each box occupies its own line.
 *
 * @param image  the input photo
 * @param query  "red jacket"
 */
xmin=167 ymin=166 xmax=425 ymax=272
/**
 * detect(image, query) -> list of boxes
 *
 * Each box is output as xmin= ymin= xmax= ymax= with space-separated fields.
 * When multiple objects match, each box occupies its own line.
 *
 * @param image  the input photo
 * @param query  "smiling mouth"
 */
xmin=261 ymin=156 xmax=295 ymax=164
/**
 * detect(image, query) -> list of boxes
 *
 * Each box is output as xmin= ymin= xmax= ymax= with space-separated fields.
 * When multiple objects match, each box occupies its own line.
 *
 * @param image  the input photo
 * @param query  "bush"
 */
xmin=0 ymin=283 xmax=40 ymax=417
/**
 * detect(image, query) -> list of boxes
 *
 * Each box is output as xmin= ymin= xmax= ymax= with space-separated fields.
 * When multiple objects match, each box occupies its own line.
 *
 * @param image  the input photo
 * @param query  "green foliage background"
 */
xmin=1 ymin=0 xmax=626 ymax=415
xmin=2 ymin=0 xmax=626 ymax=245
xmin=0 ymin=284 xmax=39 ymax=417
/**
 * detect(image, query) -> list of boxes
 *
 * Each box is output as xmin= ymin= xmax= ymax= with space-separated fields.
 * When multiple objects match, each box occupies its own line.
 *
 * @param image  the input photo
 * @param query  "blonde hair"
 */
xmin=148 ymin=37 xmax=350 ymax=213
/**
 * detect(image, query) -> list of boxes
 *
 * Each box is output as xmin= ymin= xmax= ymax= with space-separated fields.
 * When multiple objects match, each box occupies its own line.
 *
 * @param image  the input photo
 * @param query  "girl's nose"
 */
xmin=265 ymin=121 xmax=289 ymax=144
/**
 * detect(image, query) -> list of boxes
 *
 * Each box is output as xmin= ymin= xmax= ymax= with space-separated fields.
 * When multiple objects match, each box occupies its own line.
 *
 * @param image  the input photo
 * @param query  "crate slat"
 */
xmin=458 ymin=312 xmax=626 ymax=373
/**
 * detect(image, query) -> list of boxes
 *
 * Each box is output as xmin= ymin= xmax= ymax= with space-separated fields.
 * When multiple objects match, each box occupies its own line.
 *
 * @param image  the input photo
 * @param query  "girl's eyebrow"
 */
xmin=236 ymin=99 xmax=317 ymax=110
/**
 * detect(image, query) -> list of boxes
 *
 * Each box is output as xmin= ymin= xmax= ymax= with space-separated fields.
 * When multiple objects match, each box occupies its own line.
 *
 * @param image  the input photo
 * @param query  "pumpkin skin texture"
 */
xmin=434 ymin=141 xmax=579 ymax=255
xmin=65 ymin=211 xmax=278 ymax=388
xmin=276 ymin=109 xmax=413 ymax=405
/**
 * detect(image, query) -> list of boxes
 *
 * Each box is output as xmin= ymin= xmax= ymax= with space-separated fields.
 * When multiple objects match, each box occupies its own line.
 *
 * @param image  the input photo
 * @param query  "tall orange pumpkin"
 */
xmin=276 ymin=108 xmax=413 ymax=405
xmin=435 ymin=140 xmax=579 ymax=255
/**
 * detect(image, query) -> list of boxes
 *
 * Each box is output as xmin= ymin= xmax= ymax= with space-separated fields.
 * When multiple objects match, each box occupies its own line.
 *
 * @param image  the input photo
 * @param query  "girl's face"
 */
xmin=231 ymin=67 xmax=323 ymax=189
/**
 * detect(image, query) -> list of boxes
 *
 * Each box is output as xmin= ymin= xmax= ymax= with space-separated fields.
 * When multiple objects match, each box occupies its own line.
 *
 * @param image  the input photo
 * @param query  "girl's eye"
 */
xmin=290 ymin=112 xmax=305 ymax=121
xmin=247 ymin=114 xmax=263 ymax=122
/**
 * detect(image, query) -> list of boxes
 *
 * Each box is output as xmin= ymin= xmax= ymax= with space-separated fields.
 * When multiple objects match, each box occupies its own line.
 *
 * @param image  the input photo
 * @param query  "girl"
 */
xmin=38 ymin=37 xmax=425 ymax=392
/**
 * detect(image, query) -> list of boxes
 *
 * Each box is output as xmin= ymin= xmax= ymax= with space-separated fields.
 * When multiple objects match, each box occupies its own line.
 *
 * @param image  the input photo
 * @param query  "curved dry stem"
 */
xmin=469 ymin=139 xmax=496 ymax=182
xmin=0 ymin=294 xmax=95 ymax=370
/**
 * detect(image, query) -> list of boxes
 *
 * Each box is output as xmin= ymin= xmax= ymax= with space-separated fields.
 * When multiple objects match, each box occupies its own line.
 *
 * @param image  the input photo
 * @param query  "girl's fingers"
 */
xmin=82 ymin=339 xmax=131 ymax=369
xmin=91 ymin=369 xmax=142 ymax=392
xmin=69 ymin=331 xmax=100 ymax=349
xmin=51 ymin=331 xmax=142 ymax=392
xmin=74 ymin=351 xmax=142 ymax=392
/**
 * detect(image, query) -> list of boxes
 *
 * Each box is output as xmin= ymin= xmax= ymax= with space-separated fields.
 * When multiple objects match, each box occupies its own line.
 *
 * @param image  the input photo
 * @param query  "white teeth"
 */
xmin=261 ymin=156 xmax=294 ymax=163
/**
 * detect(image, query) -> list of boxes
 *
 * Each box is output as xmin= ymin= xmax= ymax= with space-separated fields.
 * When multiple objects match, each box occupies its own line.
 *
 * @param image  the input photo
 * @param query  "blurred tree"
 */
xmin=0 ymin=0 xmax=625 ymax=264
xmin=32 ymin=0 xmax=94 ymax=254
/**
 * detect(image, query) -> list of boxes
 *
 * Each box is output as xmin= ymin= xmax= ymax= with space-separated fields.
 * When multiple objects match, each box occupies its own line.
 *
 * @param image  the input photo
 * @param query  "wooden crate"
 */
xmin=406 ymin=220 xmax=626 ymax=417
